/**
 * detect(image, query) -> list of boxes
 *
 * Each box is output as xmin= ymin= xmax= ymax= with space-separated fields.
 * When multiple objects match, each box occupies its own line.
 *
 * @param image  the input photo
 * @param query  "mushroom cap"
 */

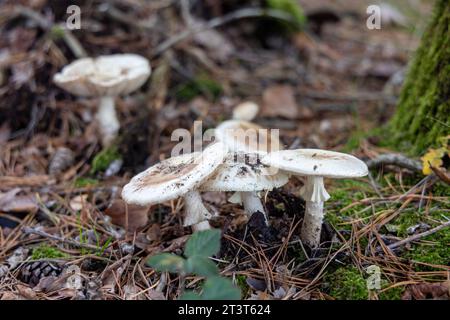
xmin=200 ymin=153 xmax=289 ymax=192
xmin=53 ymin=54 xmax=151 ymax=97
xmin=262 ymin=149 xmax=368 ymax=178
xmin=232 ymin=101 xmax=259 ymax=121
xmin=121 ymin=142 xmax=226 ymax=206
xmin=215 ymin=120 xmax=282 ymax=154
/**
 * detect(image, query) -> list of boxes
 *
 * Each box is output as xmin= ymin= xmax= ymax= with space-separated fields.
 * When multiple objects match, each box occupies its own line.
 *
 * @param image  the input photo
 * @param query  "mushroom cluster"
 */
xmin=121 ymin=100 xmax=368 ymax=249
xmin=121 ymin=107 xmax=288 ymax=231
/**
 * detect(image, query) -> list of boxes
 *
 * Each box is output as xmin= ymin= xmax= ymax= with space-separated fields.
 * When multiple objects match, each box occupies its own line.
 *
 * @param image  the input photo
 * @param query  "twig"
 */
xmin=366 ymin=153 xmax=422 ymax=173
xmin=384 ymin=220 xmax=450 ymax=251
xmin=22 ymin=227 xmax=109 ymax=252
xmin=430 ymin=165 xmax=450 ymax=185
xmin=152 ymin=7 xmax=299 ymax=57
xmin=301 ymin=90 xmax=397 ymax=104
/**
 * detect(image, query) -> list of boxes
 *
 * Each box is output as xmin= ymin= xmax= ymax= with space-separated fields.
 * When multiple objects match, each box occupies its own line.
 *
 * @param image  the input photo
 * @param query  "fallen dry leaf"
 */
xmin=402 ymin=281 xmax=450 ymax=300
xmin=105 ymin=199 xmax=149 ymax=233
xmin=69 ymin=194 xmax=90 ymax=212
xmin=1 ymin=292 xmax=22 ymax=300
xmin=0 ymin=188 xmax=37 ymax=213
xmin=16 ymin=284 xmax=37 ymax=300
xmin=262 ymin=85 xmax=297 ymax=119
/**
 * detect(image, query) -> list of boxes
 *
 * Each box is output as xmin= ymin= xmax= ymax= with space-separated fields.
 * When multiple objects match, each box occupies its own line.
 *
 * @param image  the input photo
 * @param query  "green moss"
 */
xmin=324 ymin=266 xmax=406 ymax=300
xmin=324 ymin=267 xmax=368 ymax=300
xmin=388 ymin=0 xmax=450 ymax=155
xmin=73 ymin=177 xmax=99 ymax=188
xmin=404 ymin=226 xmax=450 ymax=269
xmin=175 ymin=75 xmax=223 ymax=101
xmin=235 ymin=275 xmax=250 ymax=298
xmin=379 ymin=284 xmax=404 ymax=300
xmin=266 ymin=0 xmax=306 ymax=30
xmin=90 ymin=146 xmax=121 ymax=174
xmin=325 ymin=179 xmax=373 ymax=231
xmin=31 ymin=245 xmax=69 ymax=260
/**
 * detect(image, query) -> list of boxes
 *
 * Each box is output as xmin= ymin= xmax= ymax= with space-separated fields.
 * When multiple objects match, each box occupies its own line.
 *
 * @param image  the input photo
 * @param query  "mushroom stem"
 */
xmin=96 ymin=96 xmax=120 ymax=146
xmin=192 ymin=221 xmax=211 ymax=232
xmin=299 ymin=176 xmax=330 ymax=248
xmin=183 ymin=190 xmax=212 ymax=231
xmin=241 ymin=191 xmax=268 ymax=225
xmin=301 ymin=201 xmax=324 ymax=248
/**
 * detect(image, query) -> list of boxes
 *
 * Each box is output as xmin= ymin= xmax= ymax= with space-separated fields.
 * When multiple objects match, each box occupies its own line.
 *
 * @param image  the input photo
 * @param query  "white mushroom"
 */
xmin=200 ymin=153 xmax=289 ymax=224
xmin=214 ymin=119 xmax=284 ymax=223
xmin=262 ymin=149 xmax=368 ymax=248
xmin=215 ymin=119 xmax=282 ymax=155
xmin=121 ymin=142 xmax=226 ymax=232
xmin=232 ymin=101 xmax=260 ymax=121
xmin=53 ymin=54 xmax=151 ymax=146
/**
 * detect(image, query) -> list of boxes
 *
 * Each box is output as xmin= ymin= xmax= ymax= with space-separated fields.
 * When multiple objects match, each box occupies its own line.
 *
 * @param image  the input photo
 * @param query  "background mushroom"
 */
xmin=232 ymin=101 xmax=260 ymax=121
xmin=200 ymin=153 xmax=289 ymax=224
xmin=215 ymin=119 xmax=282 ymax=155
xmin=121 ymin=142 xmax=226 ymax=231
xmin=53 ymin=54 xmax=151 ymax=146
xmin=262 ymin=149 xmax=368 ymax=248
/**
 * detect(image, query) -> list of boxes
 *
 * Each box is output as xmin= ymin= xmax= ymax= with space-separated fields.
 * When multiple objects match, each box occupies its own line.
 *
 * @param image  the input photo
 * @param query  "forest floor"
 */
xmin=0 ymin=0 xmax=449 ymax=300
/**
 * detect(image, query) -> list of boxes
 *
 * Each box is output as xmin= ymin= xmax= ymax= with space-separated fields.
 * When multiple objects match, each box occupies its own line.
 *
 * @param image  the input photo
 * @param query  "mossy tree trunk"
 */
xmin=389 ymin=0 xmax=450 ymax=155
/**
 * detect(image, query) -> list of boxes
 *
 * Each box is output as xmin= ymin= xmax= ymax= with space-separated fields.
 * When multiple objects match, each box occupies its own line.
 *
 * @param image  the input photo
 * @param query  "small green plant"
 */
xmin=50 ymin=25 xmax=66 ymax=40
xmin=266 ymin=0 xmax=306 ymax=31
xmin=147 ymin=229 xmax=241 ymax=300
xmin=73 ymin=177 xmax=99 ymax=188
xmin=175 ymin=75 xmax=223 ymax=101
xmin=90 ymin=146 xmax=121 ymax=174
xmin=31 ymin=245 xmax=69 ymax=260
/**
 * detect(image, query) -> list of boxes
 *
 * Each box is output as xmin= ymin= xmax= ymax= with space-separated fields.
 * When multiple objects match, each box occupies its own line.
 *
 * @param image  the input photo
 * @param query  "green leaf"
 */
xmin=147 ymin=253 xmax=186 ymax=273
xmin=185 ymin=256 xmax=219 ymax=277
xmin=184 ymin=229 xmax=221 ymax=258
xmin=201 ymin=276 xmax=241 ymax=300
xmin=179 ymin=291 xmax=202 ymax=300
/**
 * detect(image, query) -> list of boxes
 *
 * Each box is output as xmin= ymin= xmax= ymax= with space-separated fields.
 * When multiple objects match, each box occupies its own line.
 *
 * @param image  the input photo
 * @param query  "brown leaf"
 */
xmin=34 ymin=275 xmax=67 ymax=293
xmin=402 ymin=281 xmax=450 ymax=300
xmin=105 ymin=199 xmax=149 ymax=233
xmin=262 ymin=85 xmax=305 ymax=119
xmin=0 ymin=188 xmax=37 ymax=213
xmin=146 ymin=224 xmax=161 ymax=242
xmin=16 ymin=284 xmax=37 ymax=300
xmin=1 ymin=292 xmax=22 ymax=300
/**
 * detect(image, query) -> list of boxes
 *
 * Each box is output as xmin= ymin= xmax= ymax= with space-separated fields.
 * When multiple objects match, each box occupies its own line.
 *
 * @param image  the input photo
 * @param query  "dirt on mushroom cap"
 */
xmin=201 ymin=153 xmax=289 ymax=192
xmin=262 ymin=149 xmax=368 ymax=178
xmin=121 ymin=142 xmax=226 ymax=206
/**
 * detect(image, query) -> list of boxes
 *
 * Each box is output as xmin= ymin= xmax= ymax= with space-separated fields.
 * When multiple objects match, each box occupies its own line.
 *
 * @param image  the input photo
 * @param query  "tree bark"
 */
xmin=389 ymin=0 xmax=450 ymax=155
